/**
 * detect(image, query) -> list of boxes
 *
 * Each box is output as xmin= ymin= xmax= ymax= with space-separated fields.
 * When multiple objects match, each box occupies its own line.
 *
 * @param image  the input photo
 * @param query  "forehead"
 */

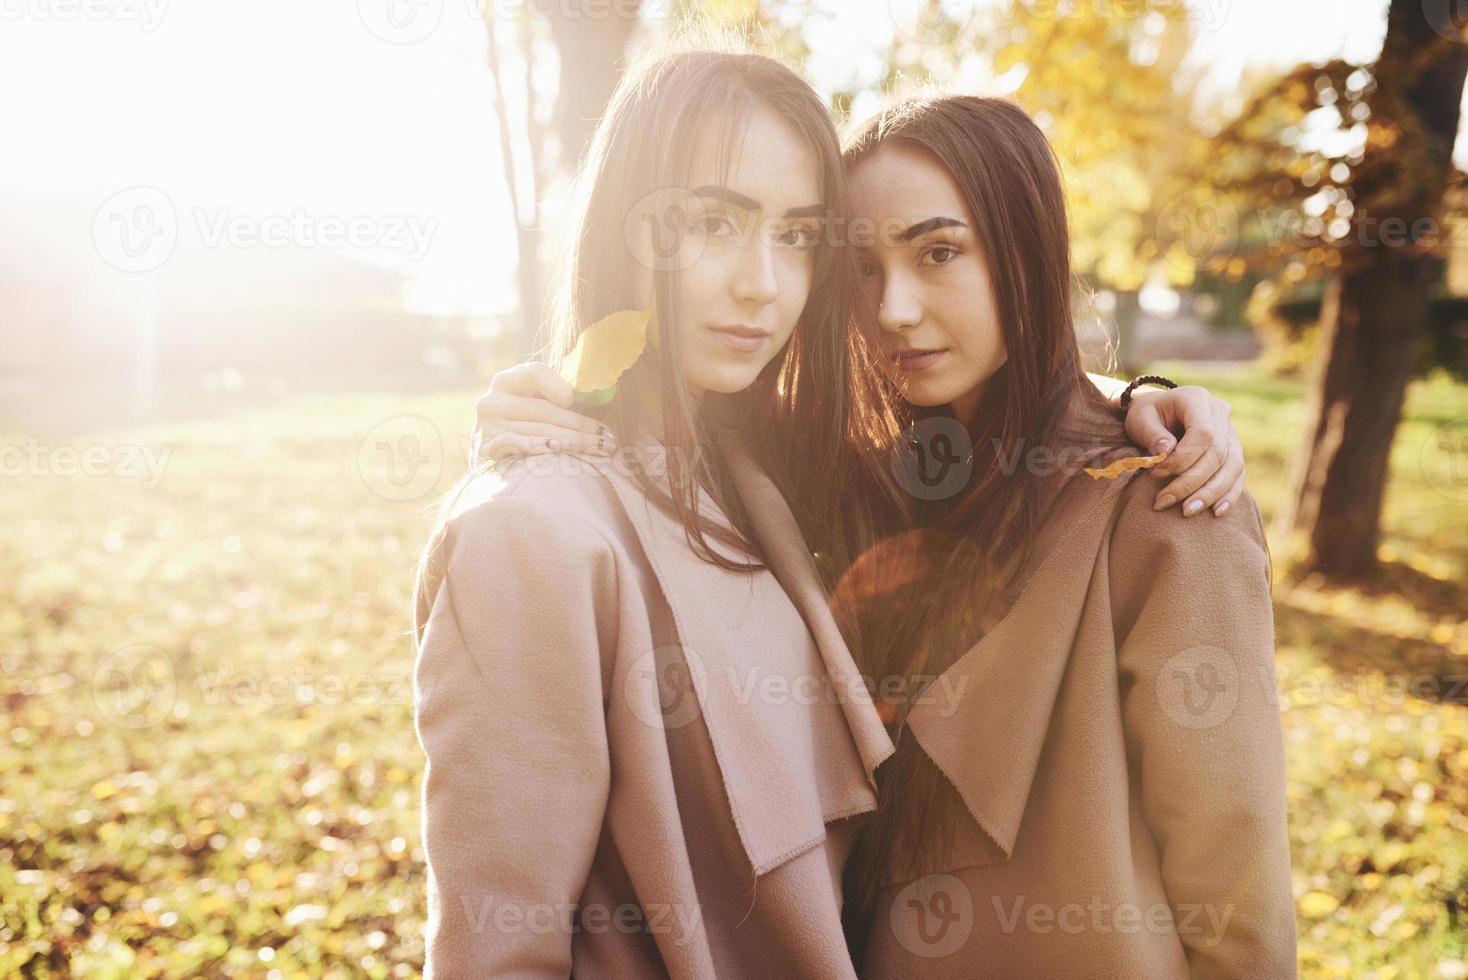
xmin=848 ymin=143 xmax=968 ymax=227
xmin=685 ymin=102 xmax=823 ymax=210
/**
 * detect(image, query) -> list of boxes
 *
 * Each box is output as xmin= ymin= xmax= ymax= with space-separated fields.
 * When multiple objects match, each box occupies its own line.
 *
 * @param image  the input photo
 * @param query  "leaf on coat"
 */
xmin=1083 ymin=451 xmax=1167 ymax=480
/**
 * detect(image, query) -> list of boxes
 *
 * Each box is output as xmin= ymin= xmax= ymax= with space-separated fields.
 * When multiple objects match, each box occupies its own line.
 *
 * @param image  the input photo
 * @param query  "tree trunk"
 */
xmin=548 ymin=3 xmax=640 ymax=170
xmin=1281 ymin=0 xmax=1468 ymax=579
xmin=1112 ymin=288 xmax=1143 ymax=378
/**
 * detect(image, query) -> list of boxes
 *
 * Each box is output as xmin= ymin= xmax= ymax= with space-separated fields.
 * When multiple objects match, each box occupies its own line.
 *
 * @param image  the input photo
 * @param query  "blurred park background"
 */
xmin=1 ymin=0 xmax=1466 ymax=976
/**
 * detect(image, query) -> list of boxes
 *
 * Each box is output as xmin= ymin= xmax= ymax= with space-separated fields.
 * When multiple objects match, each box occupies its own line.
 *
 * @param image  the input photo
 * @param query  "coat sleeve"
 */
xmin=413 ymin=491 xmax=618 ymax=979
xmin=1110 ymin=483 xmax=1297 ymax=979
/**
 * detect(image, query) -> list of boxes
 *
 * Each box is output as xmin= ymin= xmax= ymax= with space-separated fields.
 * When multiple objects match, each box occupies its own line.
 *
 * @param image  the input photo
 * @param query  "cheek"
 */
xmin=974 ymin=292 xmax=1006 ymax=363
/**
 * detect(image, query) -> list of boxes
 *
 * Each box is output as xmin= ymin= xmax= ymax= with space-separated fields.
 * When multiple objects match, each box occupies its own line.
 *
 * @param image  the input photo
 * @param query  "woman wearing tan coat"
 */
xmin=833 ymin=96 xmax=1296 ymax=977
xmin=834 ymin=400 xmax=1293 ymax=978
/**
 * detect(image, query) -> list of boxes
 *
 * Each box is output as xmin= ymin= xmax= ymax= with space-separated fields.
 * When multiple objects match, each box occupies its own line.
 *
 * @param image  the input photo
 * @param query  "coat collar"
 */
xmin=580 ymin=437 xmax=893 ymax=875
xmin=717 ymin=434 xmax=897 ymax=788
xmin=902 ymin=468 xmax=1135 ymax=865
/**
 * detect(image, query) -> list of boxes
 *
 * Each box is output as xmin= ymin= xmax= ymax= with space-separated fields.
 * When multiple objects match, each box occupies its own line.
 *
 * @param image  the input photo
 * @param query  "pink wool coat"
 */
xmin=412 ymin=438 xmax=894 ymax=979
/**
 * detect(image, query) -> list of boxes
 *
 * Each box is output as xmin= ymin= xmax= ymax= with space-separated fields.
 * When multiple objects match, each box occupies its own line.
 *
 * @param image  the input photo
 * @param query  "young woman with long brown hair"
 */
xmin=829 ymin=95 xmax=1295 ymax=978
xmin=413 ymin=46 xmax=900 ymax=977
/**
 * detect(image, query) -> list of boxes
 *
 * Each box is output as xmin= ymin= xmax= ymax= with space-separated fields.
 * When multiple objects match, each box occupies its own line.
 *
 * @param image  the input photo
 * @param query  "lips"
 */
xmin=708 ymin=325 xmax=772 ymax=353
xmin=890 ymin=347 xmax=949 ymax=372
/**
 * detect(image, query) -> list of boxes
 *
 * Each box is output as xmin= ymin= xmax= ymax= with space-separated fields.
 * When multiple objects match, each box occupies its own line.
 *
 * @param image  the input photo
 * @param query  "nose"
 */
xmin=732 ymin=236 xmax=778 ymax=307
xmin=875 ymin=270 xmax=920 ymax=334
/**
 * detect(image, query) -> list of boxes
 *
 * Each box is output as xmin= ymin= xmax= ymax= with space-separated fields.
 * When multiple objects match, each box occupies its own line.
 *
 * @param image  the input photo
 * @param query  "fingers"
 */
xmin=1120 ymin=395 xmax=1179 ymax=458
xmin=488 ymin=420 xmax=612 ymax=458
xmin=1212 ymin=472 xmax=1247 ymax=518
xmin=1145 ymin=386 xmax=1219 ymax=479
xmin=475 ymin=390 xmax=605 ymax=439
xmin=1205 ymin=426 xmax=1248 ymax=516
xmin=1176 ymin=443 xmax=1245 ymax=517
xmin=479 ymin=432 xmax=590 ymax=464
xmin=1156 ymin=396 xmax=1227 ymax=504
xmin=1152 ymin=413 xmax=1230 ymax=512
xmin=490 ymin=361 xmax=577 ymax=408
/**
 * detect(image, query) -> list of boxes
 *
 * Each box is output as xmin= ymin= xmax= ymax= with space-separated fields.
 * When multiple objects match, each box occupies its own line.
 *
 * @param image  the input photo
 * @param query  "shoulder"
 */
xmin=1107 ymin=471 xmax=1271 ymax=596
xmin=442 ymin=454 xmax=627 ymax=558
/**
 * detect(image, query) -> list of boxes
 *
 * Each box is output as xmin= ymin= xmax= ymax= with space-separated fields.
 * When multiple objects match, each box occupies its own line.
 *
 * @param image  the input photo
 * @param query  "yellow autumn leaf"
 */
xmin=1084 ymin=451 xmax=1168 ymax=480
xmin=560 ymin=308 xmax=650 ymax=394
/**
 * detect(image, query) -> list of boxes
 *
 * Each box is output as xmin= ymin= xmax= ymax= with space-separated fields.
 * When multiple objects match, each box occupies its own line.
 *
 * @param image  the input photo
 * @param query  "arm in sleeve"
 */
xmin=1110 ymin=484 xmax=1297 ymax=979
xmin=413 ymin=492 xmax=618 ymax=978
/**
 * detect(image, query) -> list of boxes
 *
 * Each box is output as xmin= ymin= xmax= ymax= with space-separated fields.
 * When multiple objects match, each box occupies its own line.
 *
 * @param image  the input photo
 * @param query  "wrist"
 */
xmin=1119 ymin=374 xmax=1178 ymax=414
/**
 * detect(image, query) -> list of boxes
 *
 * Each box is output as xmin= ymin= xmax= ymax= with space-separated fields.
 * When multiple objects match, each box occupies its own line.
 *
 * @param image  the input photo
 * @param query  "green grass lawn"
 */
xmin=0 ymin=373 xmax=1464 ymax=978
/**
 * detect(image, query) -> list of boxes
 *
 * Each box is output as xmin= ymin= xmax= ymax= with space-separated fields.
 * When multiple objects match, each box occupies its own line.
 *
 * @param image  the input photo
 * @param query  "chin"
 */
xmin=689 ymin=366 xmax=763 ymax=396
xmin=880 ymin=371 xmax=954 ymax=409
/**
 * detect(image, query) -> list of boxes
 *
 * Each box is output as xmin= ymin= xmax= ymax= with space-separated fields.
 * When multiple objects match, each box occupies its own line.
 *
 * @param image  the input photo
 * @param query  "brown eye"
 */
xmin=922 ymin=244 xmax=958 ymax=266
xmin=694 ymin=213 xmax=737 ymax=238
xmin=779 ymin=225 xmax=820 ymax=249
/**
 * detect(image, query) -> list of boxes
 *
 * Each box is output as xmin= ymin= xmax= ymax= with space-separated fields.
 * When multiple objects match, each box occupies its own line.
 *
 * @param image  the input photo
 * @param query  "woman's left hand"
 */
xmin=1122 ymin=385 xmax=1245 ymax=518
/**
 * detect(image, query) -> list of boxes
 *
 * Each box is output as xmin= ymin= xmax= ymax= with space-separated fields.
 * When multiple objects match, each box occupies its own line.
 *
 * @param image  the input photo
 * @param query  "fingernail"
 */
xmin=1214 ymin=500 xmax=1230 ymax=517
xmin=1184 ymin=499 xmax=1204 ymax=517
xmin=1153 ymin=438 xmax=1174 ymax=454
xmin=544 ymin=438 xmax=555 ymax=450
xmin=598 ymin=424 xmax=611 ymax=439
xmin=1153 ymin=494 xmax=1176 ymax=512
xmin=597 ymin=435 xmax=609 ymax=453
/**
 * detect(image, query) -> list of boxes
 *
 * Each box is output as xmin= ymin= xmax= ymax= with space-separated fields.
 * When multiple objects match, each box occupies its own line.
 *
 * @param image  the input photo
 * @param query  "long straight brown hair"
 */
xmin=541 ymin=37 xmax=878 ymax=572
xmin=417 ymin=36 xmax=905 ymax=643
xmin=837 ymin=95 xmax=1123 ymax=956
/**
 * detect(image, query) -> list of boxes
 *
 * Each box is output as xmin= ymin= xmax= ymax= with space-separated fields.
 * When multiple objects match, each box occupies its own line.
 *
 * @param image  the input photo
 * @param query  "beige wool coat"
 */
xmin=412 ymin=437 xmax=894 ymax=979
xmin=850 ymin=413 xmax=1298 ymax=979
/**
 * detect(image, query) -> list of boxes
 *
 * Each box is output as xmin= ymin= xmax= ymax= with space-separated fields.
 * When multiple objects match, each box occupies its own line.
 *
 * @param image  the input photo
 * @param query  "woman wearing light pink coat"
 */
xmin=413 ymin=47 xmax=900 ymax=978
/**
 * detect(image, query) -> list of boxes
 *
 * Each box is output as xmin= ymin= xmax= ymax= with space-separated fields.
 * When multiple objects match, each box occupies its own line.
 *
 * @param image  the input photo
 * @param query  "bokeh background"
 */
xmin=2 ymin=0 xmax=1466 ymax=976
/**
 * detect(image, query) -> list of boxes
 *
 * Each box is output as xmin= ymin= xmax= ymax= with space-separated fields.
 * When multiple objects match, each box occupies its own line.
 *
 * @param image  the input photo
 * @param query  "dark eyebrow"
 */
xmin=897 ymin=216 xmax=967 ymax=243
xmin=692 ymin=185 xmax=824 ymax=219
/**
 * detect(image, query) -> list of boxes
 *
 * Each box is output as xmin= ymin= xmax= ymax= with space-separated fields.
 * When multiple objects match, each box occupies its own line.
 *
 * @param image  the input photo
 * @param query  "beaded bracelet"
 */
xmin=1119 ymin=374 xmax=1179 ymax=413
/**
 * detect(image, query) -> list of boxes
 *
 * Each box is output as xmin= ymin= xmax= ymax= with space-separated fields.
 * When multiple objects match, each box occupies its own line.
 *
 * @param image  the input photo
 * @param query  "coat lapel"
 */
xmin=903 ymin=472 xmax=1132 ymax=863
xmin=719 ymin=435 xmax=897 ymax=788
xmin=584 ymin=439 xmax=889 ymax=875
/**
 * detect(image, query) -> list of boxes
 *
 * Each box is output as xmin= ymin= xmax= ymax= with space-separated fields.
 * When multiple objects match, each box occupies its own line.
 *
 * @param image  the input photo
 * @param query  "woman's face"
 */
xmin=848 ymin=143 xmax=1008 ymax=419
xmin=656 ymin=104 xmax=825 ymax=397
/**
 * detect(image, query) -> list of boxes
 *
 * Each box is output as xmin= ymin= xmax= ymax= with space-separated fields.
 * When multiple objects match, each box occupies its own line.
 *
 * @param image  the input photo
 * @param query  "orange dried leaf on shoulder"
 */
xmin=560 ymin=309 xmax=651 ymax=404
xmin=1083 ymin=452 xmax=1168 ymax=480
